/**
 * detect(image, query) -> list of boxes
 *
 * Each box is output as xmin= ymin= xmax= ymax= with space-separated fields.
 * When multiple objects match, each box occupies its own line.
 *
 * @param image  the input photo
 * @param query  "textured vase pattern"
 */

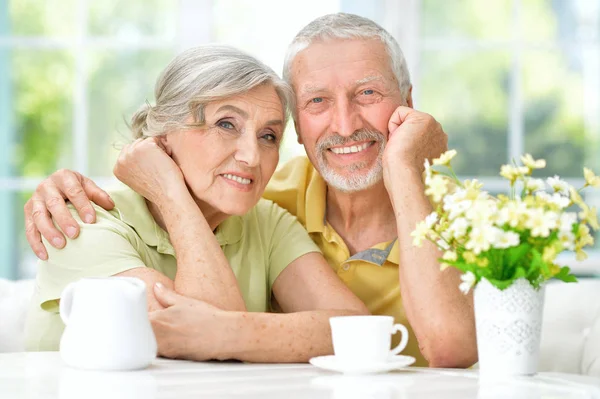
xmin=474 ymin=278 xmax=545 ymax=377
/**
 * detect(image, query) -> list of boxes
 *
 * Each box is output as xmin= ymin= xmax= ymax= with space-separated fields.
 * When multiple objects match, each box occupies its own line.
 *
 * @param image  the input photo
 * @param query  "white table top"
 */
xmin=1 ymin=352 xmax=599 ymax=399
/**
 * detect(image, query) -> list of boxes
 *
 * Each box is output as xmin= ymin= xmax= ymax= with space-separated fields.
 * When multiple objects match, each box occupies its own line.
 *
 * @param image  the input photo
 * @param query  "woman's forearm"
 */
xmin=157 ymin=194 xmax=246 ymax=311
xmin=215 ymin=309 xmax=363 ymax=363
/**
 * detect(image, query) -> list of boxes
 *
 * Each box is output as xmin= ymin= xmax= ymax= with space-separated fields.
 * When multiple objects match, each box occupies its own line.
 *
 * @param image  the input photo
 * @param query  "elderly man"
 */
xmin=24 ymin=13 xmax=476 ymax=367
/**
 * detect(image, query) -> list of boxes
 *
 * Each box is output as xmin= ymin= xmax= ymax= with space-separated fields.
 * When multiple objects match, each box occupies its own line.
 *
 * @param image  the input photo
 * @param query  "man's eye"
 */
xmin=311 ymin=97 xmax=323 ymax=103
xmin=218 ymin=121 xmax=235 ymax=129
xmin=363 ymin=89 xmax=374 ymax=95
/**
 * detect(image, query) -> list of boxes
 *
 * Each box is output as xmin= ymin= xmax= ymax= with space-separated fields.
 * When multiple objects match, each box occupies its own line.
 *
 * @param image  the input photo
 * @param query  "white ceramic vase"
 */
xmin=473 ymin=277 xmax=545 ymax=378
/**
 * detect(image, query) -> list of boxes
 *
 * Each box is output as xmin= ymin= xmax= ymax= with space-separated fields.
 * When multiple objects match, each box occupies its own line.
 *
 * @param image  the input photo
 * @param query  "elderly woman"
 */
xmin=24 ymin=45 xmax=369 ymax=362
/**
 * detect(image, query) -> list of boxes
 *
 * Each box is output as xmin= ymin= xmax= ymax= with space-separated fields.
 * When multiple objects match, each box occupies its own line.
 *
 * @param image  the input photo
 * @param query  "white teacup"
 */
xmin=329 ymin=315 xmax=409 ymax=364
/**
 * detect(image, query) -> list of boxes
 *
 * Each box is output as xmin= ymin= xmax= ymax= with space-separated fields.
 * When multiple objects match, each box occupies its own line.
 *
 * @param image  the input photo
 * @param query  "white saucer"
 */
xmin=309 ymin=355 xmax=415 ymax=374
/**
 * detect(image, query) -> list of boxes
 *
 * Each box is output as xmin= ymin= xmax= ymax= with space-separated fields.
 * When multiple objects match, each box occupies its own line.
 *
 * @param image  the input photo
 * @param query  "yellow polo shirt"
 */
xmin=264 ymin=156 xmax=427 ymax=367
xmin=25 ymin=187 xmax=320 ymax=351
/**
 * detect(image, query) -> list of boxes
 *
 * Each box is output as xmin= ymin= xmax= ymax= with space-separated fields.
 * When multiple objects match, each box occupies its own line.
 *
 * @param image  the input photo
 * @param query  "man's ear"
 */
xmin=294 ymin=120 xmax=304 ymax=145
xmin=406 ymin=85 xmax=414 ymax=108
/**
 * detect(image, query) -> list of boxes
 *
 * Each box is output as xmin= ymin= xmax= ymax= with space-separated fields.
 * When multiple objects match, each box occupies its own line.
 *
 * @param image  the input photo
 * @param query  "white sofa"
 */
xmin=1 ymin=278 xmax=599 ymax=376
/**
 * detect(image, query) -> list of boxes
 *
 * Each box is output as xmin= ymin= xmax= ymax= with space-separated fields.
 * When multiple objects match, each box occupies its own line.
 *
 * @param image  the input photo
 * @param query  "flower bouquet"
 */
xmin=412 ymin=150 xmax=599 ymax=377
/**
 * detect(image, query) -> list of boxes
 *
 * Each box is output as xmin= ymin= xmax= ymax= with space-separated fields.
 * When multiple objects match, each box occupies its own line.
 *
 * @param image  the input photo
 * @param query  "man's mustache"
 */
xmin=316 ymin=129 xmax=386 ymax=153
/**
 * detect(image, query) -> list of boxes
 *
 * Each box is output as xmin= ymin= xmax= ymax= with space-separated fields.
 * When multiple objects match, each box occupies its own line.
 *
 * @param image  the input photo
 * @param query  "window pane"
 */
xmin=87 ymin=0 xmax=178 ymax=38
xmin=523 ymin=49 xmax=599 ymax=178
xmin=0 ymin=191 xmax=36 ymax=279
xmin=86 ymin=50 xmax=175 ymax=176
xmin=421 ymin=0 xmax=512 ymax=40
xmin=11 ymin=50 xmax=74 ymax=177
xmin=7 ymin=0 xmax=77 ymax=36
xmin=418 ymin=50 xmax=510 ymax=176
xmin=523 ymin=0 xmax=600 ymax=42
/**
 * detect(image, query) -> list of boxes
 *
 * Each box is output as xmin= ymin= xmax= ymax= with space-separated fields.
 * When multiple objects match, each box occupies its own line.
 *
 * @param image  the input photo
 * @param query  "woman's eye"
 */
xmin=262 ymin=133 xmax=278 ymax=143
xmin=218 ymin=120 xmax=235 ymax=129
xmin=362 ymin=89 xmax=374 ymax=95
xmin=311 ymin=97 xmax=323 ymax=104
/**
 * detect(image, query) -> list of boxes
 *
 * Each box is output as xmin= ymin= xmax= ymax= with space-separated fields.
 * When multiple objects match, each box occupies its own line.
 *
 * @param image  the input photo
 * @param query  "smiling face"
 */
xmin=291 ymin=39 xmax=412 ymax=192
xmin=164 ymin=84 xmax=285 ymax=216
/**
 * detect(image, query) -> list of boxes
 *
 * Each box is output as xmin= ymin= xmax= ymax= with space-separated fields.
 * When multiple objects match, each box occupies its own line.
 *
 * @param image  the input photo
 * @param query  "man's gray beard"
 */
xmin=315 ymin=129 xmax=387 ymax=193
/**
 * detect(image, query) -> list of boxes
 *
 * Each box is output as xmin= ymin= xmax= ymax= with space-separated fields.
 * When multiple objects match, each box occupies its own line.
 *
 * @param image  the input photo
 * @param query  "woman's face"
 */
xmin=163 ymin=84 xmax=284 ymax=216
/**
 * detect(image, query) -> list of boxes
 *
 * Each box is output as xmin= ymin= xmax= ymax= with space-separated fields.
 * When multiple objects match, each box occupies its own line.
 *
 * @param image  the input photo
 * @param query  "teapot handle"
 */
xmin=59 ymin=282 xmax=78 ymax=325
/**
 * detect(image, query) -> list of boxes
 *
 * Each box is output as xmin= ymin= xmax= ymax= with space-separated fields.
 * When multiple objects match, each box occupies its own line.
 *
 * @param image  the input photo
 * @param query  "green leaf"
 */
xmin=505 ymin=243 xmax=531 ymax=268
xmin=553 ymin=266 xmax=578 ymax=283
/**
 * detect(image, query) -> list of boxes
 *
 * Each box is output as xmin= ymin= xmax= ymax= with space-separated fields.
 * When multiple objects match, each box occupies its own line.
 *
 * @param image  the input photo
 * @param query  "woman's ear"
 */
xmin=158 ymin=135 xmax=173 ymax=156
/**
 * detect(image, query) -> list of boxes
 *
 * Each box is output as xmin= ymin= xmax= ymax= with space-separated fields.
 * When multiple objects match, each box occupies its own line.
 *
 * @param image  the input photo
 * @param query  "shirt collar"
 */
xmin=304 ymin=166 xmax=328 ymax=234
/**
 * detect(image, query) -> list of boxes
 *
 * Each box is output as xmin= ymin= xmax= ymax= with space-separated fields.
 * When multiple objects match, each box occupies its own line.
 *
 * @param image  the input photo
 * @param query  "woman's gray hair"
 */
xmin=131 ymin=45 xmax=293 ymax=139
xmin=283 ymin=13 xmax=411 ymax=99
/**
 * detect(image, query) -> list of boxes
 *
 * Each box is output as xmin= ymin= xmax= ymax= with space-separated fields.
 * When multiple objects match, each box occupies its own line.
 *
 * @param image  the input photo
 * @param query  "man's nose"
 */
xmin=330 ymin=98 xmax=362 ymax=138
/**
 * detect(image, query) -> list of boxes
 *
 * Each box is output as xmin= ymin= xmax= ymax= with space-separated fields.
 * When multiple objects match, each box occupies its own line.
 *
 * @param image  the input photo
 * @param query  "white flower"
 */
xmin=437 ymin=239 xmax=450 ymax=250
xmin=584 ymin=168 xmax=600 ymax=188
xmin=424 ymin=212 xmax=439 ymax=229
xmin=548 ymin=193 xmax=570 ymax=209
xmin=444 ymin=199 xmax=472 ymax=221
xmin=546 ymin=175 xmax=570 ymax=195
xmin=521 ymin=154 xmax=546 ymax=169
xmin=443 ymin=251 xmax=458 ymax=262
xmin=493 ymin=231 xmax=520 ymax=249
xmin=496 ymin=201 xmax=527 ymax=228
xmin=559 ymin=212 xmax=577 ymax=234
xmin=558 ymin=230 xmax=576 ymax=251
xmin=524 ymin=209 xmax=558 ymax=238
xmin=459 ymin=271 xmax=476 ymax=295
xmin=447 ymin=217 xmax=469 ymax=239
xmin=411 ymin=221 xmax=431 ymax=247
xmin=425 ymin=175 xmax=449 ymax=203
xmin=433 ymin=149 xmax=457 ymax=166
xmin=465 ymin=226 xmax=498 ymax=254
xmin=465 ymin=199 xmax=494 ymax=227
xmin=424 ymin=159 xmax=433 ymax=185
xmin=525 ymin=178 xmax=545 ymax=192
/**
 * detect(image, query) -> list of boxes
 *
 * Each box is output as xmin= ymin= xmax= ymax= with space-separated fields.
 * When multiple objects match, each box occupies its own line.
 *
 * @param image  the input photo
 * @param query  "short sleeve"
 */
xmin=257 ymin=200 xmax=321 ymax=287
xmin=36 ymin=206 xmax=146 ymax=312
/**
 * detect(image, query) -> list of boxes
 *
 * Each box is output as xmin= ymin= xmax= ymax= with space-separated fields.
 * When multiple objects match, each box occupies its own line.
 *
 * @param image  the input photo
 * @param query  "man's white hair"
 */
xmin=282 ymin=13 xmax=411 ymax=100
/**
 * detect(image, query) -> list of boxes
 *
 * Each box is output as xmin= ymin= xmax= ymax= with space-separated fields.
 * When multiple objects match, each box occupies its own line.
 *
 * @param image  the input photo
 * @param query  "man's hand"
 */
xmin=382 ymin=106 xmax=448 ymax=180
xmin=150 ymin=283 xmax=232 ymax=361
xmin=24 ymin=170 xmax=114 ymax=260
xmin=113 ymin=137 xmax=187 ymax=207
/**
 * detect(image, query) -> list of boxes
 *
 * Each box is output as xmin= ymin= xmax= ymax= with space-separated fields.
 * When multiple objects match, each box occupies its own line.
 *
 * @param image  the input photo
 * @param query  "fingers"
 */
xmin=24 ymin=199 xmax=48 ymax=260
xmin=51 ymin=171 xmax=96 ymax=225
xmin=387 ymin=106 xmax=416 ymax=135
xmin=153 ymin=282 xmax=179 ymax=308
xmin=81 ymin=176 xmax=115 ymax=211
xmin=32 ymin=193 xmax=67 ymax=249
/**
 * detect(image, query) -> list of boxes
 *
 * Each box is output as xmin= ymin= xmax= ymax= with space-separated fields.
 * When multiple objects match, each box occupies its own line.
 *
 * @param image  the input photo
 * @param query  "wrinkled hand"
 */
xmin=24 ymin=170 xmax=114 ymax=259
xmin=113 ymin=137 xmax=186 ymax=206
xmin=149 ymin=283 xmax=232 ymax=361
xmin=383 ymin=106 xmax=448 ymax=179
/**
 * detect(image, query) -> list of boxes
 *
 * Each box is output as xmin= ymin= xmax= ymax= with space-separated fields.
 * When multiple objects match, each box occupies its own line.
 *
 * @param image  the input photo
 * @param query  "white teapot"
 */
xmin=59 ymin=276 xmax=157 ymax=371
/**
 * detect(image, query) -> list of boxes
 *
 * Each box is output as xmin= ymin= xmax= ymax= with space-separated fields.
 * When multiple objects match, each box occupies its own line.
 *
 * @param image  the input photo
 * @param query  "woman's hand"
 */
xmin=113 ymin=137 xmax=187 ymax=207
xmin=149 ymin=283 xmax=234 ymax=361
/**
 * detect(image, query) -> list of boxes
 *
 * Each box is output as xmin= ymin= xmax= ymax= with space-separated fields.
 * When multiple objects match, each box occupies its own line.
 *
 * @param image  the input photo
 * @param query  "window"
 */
xmin=1 ymin=0 xmax=598 ymax=279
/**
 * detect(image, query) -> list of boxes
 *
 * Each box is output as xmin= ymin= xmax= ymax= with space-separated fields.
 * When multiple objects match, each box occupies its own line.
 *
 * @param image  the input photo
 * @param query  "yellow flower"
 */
xmin=576 ymin=249 xmax=588 ymax=261
xmin=411 ymin=220 xmax=431 ymax=247
xmin=521 ymin=154 xmax=546 ymax=169
xmin=477 ymin=258 xmax=489 ymax=268
xmin=425 ymin=175 xmax=449 ymax=203
xmin=569 ymin=187 xmax=585 ymax=208
xmin=542 ymin=246 xmax=557 ymax=263
xmin=433 ymin=149 xmax=457 ymax=166
xmin=462 ymin=251 xmax=477 ymax=264
xmin=549 ymin=263 xmax=561 ymax=276
xmin=584 ymin=168 xmax=600 ymax=188
xmin=579 ymin=206 xmax=599 ymax=231
xmin=500 ymin=165 xmax=530 ymax=181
